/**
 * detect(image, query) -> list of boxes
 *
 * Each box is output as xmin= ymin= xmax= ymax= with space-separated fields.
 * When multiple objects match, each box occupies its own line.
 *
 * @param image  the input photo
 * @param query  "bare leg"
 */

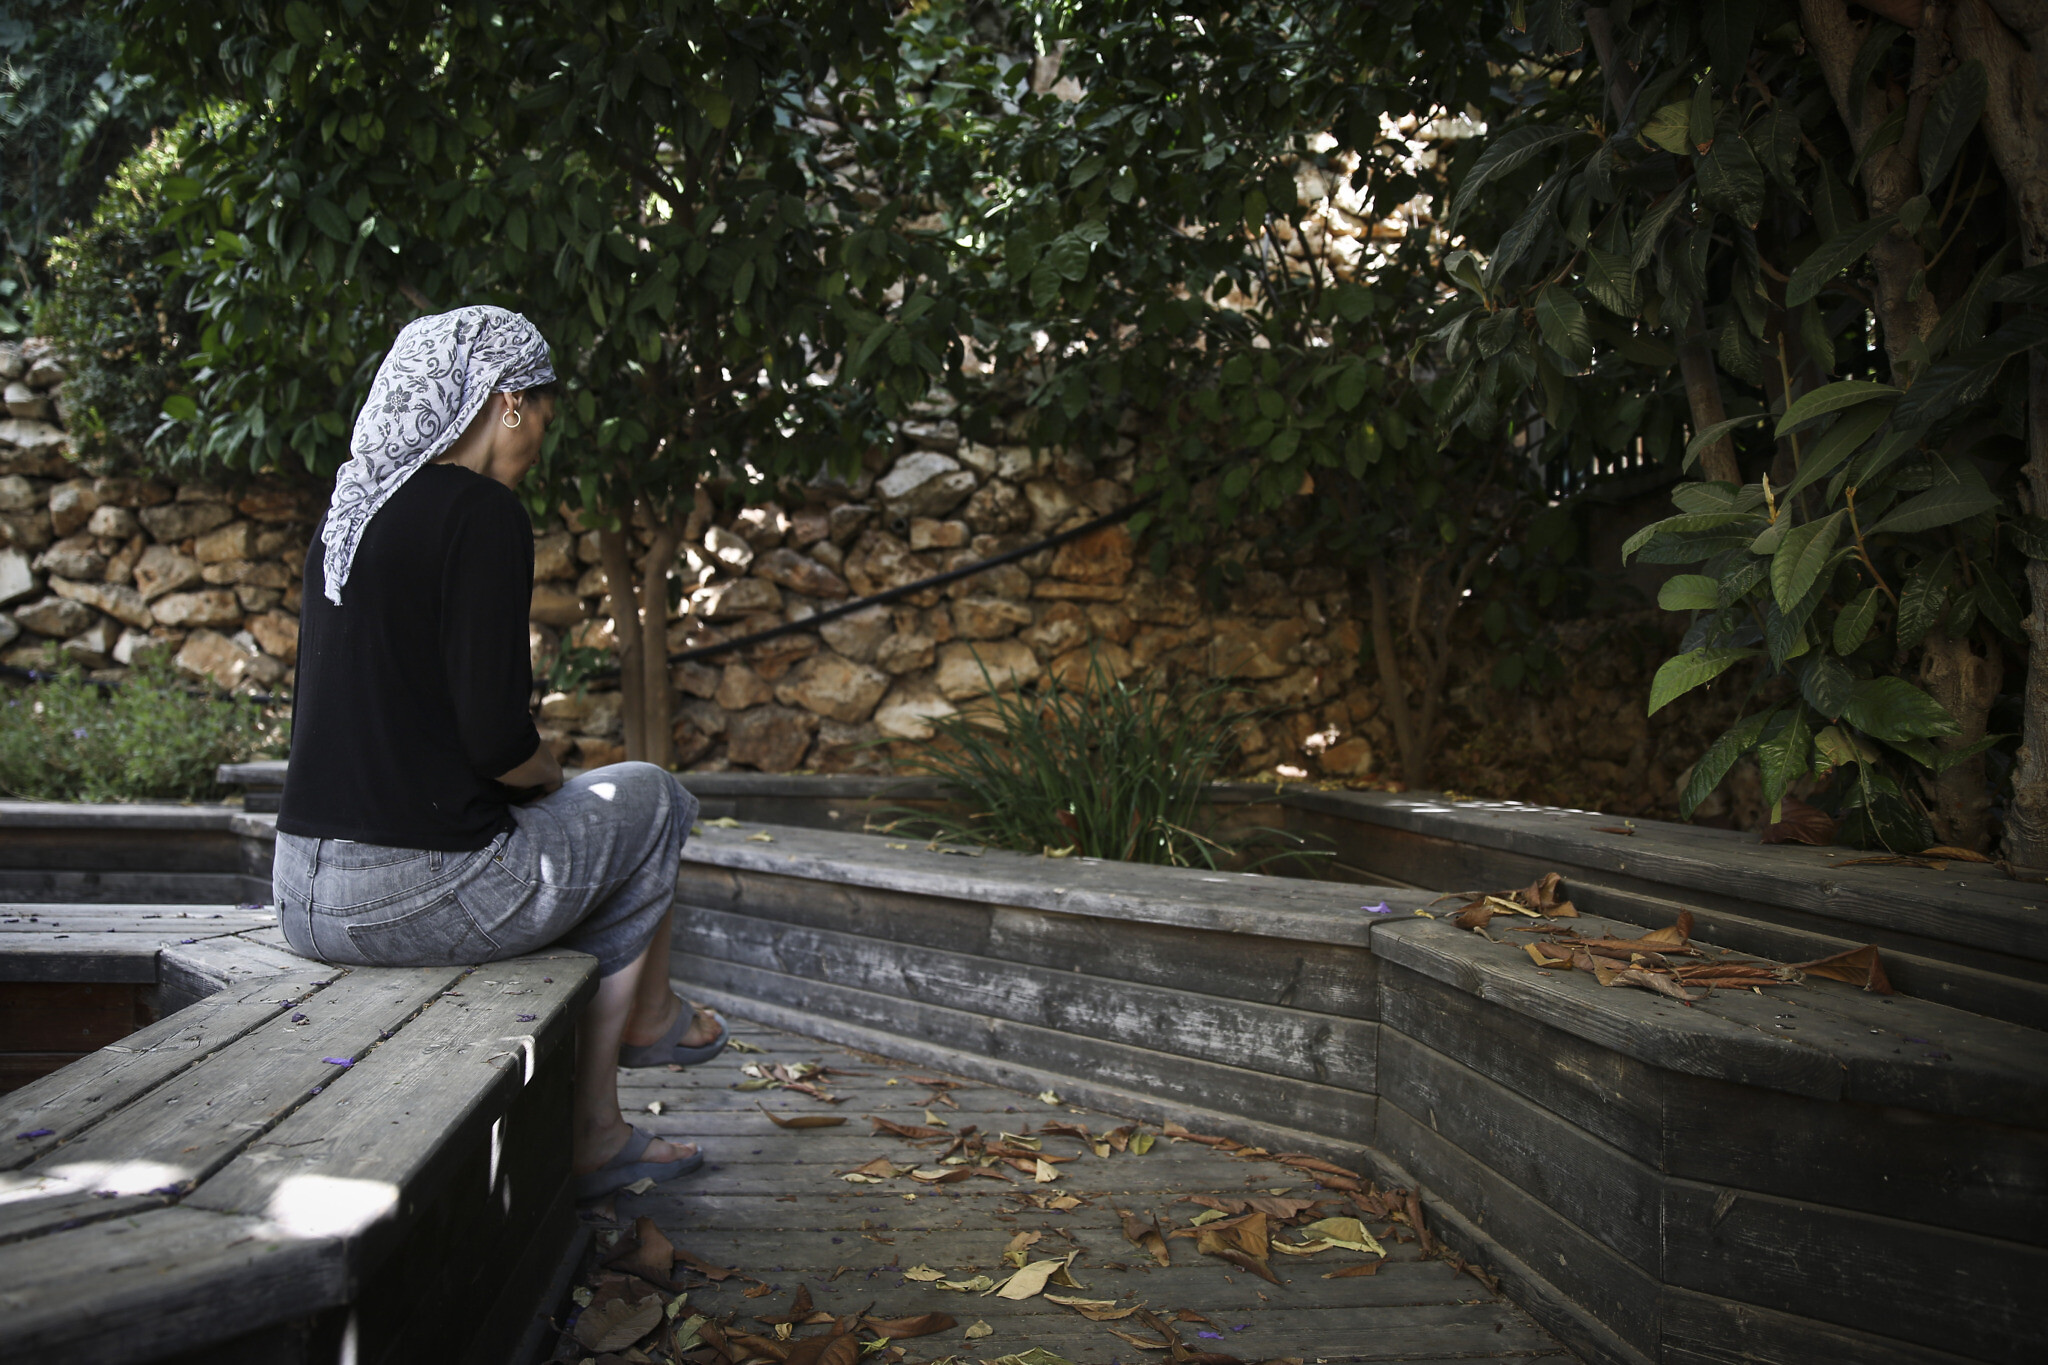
xmin=572 ymin=933 xmax=694 ymax=1174
xmin=620 ymin=906 xmax=719 ymax=1049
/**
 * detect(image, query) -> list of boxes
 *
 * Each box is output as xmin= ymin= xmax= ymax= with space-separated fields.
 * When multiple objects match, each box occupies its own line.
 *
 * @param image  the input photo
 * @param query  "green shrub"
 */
xmin=890 ymin=654 xmax=1307 ymax=869
xmin=0 ymin=664 xmax=285 ymax=802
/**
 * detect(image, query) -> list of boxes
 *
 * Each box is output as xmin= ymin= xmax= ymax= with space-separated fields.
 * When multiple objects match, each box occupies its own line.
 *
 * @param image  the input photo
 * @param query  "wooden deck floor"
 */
xmin=552 ymin=1013 xmax=1566 ymax=1364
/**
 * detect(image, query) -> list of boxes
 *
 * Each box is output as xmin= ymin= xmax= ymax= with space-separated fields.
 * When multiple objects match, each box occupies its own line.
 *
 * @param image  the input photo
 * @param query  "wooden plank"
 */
xmin=0 ymin=1205 xmax=347 ymax=1363
xmin=0 ymin=959 xmax=338 ymax=1170
xmin=0 ymin=871 xmax=264 ymax=904
xmin=0 ymin=1053 xmax=92 ymax=1093
xmin=0 ymin=942 xmax=162 ymax=983
xmin=0 ymin=981 xmax=154 ymax=1052
xmin=1370 ymin=919 xmax=1848 ymax=1101
xmin=1660 ymin=1178 xmax=2043 ymax=1365
xmin=1288 ymin=789 xmax=2048 ymax=964
xmin=1657 ymin=1284 xmax=1990 ymax=1365
xmin=683 ymin=820 xmax=1415 ymax=945
xmin=677 ymin=907 xmax=1379 ymax=1092
xmin=681 ymin=870 xmax=1380 ymax=1018
xmin=1376 ymin=1099 xmax=1663 ymax=1358
xmin=1381 ymin=964 xmax=2048 ymax=1248
xmin=188 ymin=954 xmax=594 ymax=1236
xmin=157 ymin=933 xmax=319 ymax=1014
xmin=1376 ymin=1027 xmax=1664 ymax=1273
xmin=677 ymin=956 xmax=1376 ymax=1142
xmin=0 ymin=964 xmax=464 ymax=1243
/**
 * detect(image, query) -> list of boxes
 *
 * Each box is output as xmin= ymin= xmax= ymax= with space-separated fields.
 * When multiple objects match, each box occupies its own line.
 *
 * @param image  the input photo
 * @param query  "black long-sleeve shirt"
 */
xmin=278 ymin=463 xmax=542 ymax=850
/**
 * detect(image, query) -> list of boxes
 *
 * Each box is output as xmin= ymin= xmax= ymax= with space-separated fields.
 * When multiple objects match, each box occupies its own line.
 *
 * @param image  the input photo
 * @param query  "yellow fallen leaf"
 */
xmin=1037 ymin=1089 xmax=1062 ymax=1105
xmin=1034 ymin=1158 xmax=1060 ymax=1183
xmin=886 ymin=843 xmax=909 ymax=850
xmin=1045 ymin=1294 xmax=1144 ymax=1321
xmin=965 ymin=1321 xmax=993 ymax=1339
xmin=902 ymin=1265 xmax=946 ymax=1282
xmin=746 ymin=831 xmax=775 ymax=843
xmin=703 ymin=817 xmax=743 ymax=828
xmin=1129 ymin=1131 xmax=1155 ymax=1155
xmin=993 ymin=1254 xmax=1083 ymax=1300
xmin=1187 ymin=1208 xmax=1228 ymax=1226
xmin=1044 ymin=845 xmax=1075 ymax=858
xmin=841 ymin=1173 xmax=883 ymax=1183
xmin=1413 ymin=908 xmax=1435 ymax=917
xmin=925 ymin=1108 xmax=949 ymax=1126
xmin=1298 ymin=1216 xmax=1385 ymax=1255
xmin=938 ymin=1275 xmax=995 ymax=1292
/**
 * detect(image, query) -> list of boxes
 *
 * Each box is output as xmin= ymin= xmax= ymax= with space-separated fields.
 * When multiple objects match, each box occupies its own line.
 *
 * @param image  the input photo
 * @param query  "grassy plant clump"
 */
xmin=0 ymin=664 xmax=285 ymax=802
xmin=895 ymin=654 xmax=1302 ymax=869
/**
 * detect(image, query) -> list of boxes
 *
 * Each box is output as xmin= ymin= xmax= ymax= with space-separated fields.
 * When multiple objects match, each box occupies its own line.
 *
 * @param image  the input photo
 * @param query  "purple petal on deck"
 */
xmin=1362 ymin=901 xmax=1391 ymax=914
xmin=16 ymin=1129 xmax=54 ymax=1140
xmin=321 ymin=1057 xmax=354 ymax=1067
xmin=517 ymin=1013 xmax=536 ymax=1022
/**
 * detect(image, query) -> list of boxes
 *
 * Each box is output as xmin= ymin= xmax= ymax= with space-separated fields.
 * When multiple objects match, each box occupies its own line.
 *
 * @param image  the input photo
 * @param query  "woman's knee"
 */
xmin=591 ymin=761 xmax=695 ymax=833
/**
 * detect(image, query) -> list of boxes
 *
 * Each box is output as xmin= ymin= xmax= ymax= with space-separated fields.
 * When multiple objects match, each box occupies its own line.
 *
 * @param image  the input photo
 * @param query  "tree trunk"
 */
xmin=636 ymin=524 xmax=679 ymax=768
xmin=1677 ymin=306 xmax=1746 ymax=484
xmin=1950 ymin=0 xmax=2048 ymax=864
xmin=598 ymin=528 xmax=648 ymax=761
xmin=1920 ymin=626 xmax=2003 ymax=846
xmin=1367 ymin=560 xmax=1428 ymax=787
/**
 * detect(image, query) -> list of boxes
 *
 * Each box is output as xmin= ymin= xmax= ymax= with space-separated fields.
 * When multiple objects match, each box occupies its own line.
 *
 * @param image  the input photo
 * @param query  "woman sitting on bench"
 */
xmin=271 ymin=305 xmax=720 ymax=1200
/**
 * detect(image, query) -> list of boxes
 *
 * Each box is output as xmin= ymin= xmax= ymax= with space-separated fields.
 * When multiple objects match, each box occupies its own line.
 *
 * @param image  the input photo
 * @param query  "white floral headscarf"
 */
xmin=321 ymin=305 xmax=556 ymax=604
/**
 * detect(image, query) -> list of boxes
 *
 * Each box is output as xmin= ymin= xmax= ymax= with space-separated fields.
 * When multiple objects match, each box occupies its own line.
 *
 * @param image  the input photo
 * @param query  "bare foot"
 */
xmin=573 ymin=1118 xmax=697 ymax=1175
xmin=621 ymin=993 xmax=719 ymax=1050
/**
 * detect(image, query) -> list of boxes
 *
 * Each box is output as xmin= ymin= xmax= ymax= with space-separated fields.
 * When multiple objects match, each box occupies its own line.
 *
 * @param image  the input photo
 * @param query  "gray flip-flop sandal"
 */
xmin=574 ymin=1125 xmax=703 ymax=1201
xmin=619 ymin=1003 xmax=729 ymax=1069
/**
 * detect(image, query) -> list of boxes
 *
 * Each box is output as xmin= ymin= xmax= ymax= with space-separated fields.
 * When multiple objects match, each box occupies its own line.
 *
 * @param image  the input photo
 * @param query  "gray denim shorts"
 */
xmin=272 ymin=762 xmax=699 ymax=978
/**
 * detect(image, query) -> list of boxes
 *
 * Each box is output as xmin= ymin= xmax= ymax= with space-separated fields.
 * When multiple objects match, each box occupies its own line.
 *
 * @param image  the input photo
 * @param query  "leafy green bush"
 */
xmin=891 ymin=654 xmax=1304 ymax=869
xmin=40 ymin=130 xmax=194 ymax=467
xmin=0 ymin=664 xmax=284 ymax=802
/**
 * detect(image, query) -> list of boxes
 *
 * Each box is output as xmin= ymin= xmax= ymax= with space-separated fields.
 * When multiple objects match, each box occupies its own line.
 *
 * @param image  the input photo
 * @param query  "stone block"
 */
xmin=1048 ymin=640 xmax=1133 ymax=687
xmin=774 ymin=651 xmax=890 ymax=723
xmin=826 ymin=503 xmax=872 ymax=545
xmin=193 ymin=520 xmax=256 ymax=564
xmin=0 ymin=548 xmax=36 ymax=607
xmin=61 ymin=618 xmax=118 ymax=669
xmin=1022 ymin=479 xmax=1076 ymax=531
xmin=0 ymin=418 xmax=68 ymax=457
xmin=875 ymin=631 xmax=934 ymax=676
xmin=1126 ymin=573 xmax=1202 ymax=626
xmin=752 ymin=547 xmax=849 ymax=598
xmin=138 ymin=500 xmax=235 ymax=542
xmin=704 ymin=525 xmax=754 ymax=570
xmin=726 ymin=704 xmax=817 ymax=772
xmin=533 ymin=532 xmax=577 ymax=581
xmin=951 ymin=595 xmax=1034 ymax=640
xmin=111 ymin=628 xmax=162 ymax=666
xmin=908 ymin=517 xmax=969 ymax=550
xmin=49 ymin=577 xmax=153 ymax=629
xmin=236 ymin=584 xmax=282 ymax=613
xmin=248 ymin=610 xmax=300 ymax=663
xmin=878 ymin=451 xmax=975 ymax=518
xmin=48 ymin=480 xmax=97 ymax=538
xmin=694 ymin=577 xmax=782 ymax=619
xmin=1318 ymin=736 xmax=1375 ymax=777
xmin=807 ymin=719 xmax=887 ymax=773
xmin=174 ymin=630 xmax=257 ymax=691
xmin=935 ymin=639 xmax=1040 ymax=699
xmin=14 ymin=595 xmax=94 ymax=638
xmin=1208 ymin=618 xmax=1308 ymax=680
xmin=672 ymin=660 xmax=719 ymax=699
xmin=236 ymin=486 xmax=304 ymax=521
xmin=133 ymin=545 xmax=202 ymax=601
xmin=734 ymin=504 xmax=787 ymax=549
xmin=787 ymin=507 xmax=831 ymax=547
xmin=151 ymin=589 xmax=242 ymax=629
xmin=1087 ymin=603 xmax=1135 ymax=645
xmin=529 ymin=584 xmax=589 ymax=627
xmin=4 ymin=382 xmax=53 ymax=422
xmin=85 ymin=505 xmax=139 ymax=539
xmin=873 ymin=683 xmax=957 ymax=741
xmin=1049 ymin=524 xmax=1133 ymax=586
xmin=574 ymin=738 xmax=627 ymax=770
xmin=1023 ymin=602 xmax=1089 ymax=659
xmin=715 ymin=663 xmax=776 ymax=711
xmin=0 ymin=476 xmax=36 ymax=511
xmin=899 ymin=417 xmax=960 ymax=452
xmin=34 ymin=534 xmax=105 ymax=581
xmin=962 ymin=480 xmax=1030 ymax=535
xmin=0 ymin=510 xmax=52 ymax=552
xmin=818 ymin=605 xmax=891 ymax=663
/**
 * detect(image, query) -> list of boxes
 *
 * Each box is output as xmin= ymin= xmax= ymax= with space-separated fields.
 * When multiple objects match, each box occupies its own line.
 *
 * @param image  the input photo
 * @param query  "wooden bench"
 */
xmin=0 ymin=905 xmax=596 ymax=1365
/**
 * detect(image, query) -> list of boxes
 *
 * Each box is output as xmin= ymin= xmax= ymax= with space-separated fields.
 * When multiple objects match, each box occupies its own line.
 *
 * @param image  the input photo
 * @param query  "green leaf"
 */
xmin=1642 ymin=102 xmax=1691 ymax=155
xmin=1047 ymin=235 xmax=1091 ymax=283
xmin=1648 ymin=647 xmax=1759 ymax=715
xmin=1800 ymin=652 xmax=1856 ymax=720
xmin=305 ymin=197 xmax=354 ymax=243
xmin=1758 ymin=708 xmax=1813 ymax=810
xmin=1892 ymin=314 xmax=2048 ymax=431
xmin=1658 ymin=574 xmax=1721 ymax=611
xmin=1896 ymin=553 xmax=1955 ymax=650
xmin=1029 ymin=263 xmax=1061 ymax=309
xmin=1771 ymin=511 xmax=1846 ymax=611
xmin=160 ymin=394 xmax=199 ymax=422
xmin=1534 ymin=285 xmax=1592 ymax=367
xmin=1785 ymin=214 xmax=1897 ymax=308
xmin=283 ymin=1 xmax=324 ymax=45
xmin=693 ymin=85 xmax=732 ymax=129
xmin=1842 ymin=677 xmax=1961 ymax=742
xmin=1680 ymin=710 xmax=1775 ymax=817
xmin=1452 ymin=125 xmax=1585 ymax=224
xmin=1775 ymin=380 xmax=1898 ymax=438
xmin=1684 ymin=413 xmax=1765 ymax=469
xmin=1622 ymin=511 xmax=1763 ymax=562
xmin=1702 ymin=0 xmax=1760 ymax=82
xmin=1833 ymin=587 xmax=1883 ymax=654
xmin=1332 ymin=363 xmax=1368 ymax=412
xmin=1976 ymin=567 xmax=2025 ymax=641
xmin=1871 ymin=476 xmax=2001 ymax=535
xmin=1754 ymin=106 xmax=1802 ymax=187
xmin=1919 ymin=59 xmax=1987 ymax=193
xmin=1484 ymin=173 xmax=1565 ymax=288
xmin=1698 ymin=136 xmax=1765 ymax=226
xmin=1780 ymin=404 xmax=1890 ymax=502
xmin=1581 ymin=247 xmax=1640 ymax=316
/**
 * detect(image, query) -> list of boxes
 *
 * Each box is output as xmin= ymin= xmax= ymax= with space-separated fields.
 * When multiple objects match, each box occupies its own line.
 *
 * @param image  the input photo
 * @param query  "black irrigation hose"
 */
xmin=0 ymin=492 xmax=1158 ymax=702
xmin=584 ymin=492 xmax=1159 ymax=679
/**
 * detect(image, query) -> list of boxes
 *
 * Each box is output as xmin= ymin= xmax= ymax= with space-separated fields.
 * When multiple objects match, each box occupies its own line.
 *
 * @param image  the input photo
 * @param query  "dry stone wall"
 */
xmin=2 ymin=337 xmax=1721 ymax=820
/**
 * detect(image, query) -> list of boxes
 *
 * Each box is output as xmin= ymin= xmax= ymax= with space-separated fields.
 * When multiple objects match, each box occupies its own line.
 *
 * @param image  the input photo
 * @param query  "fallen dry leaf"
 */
xmin=871 ymin=1117 xmax=949 ymax=1140
xmin=1162 ymin=1121 xmax=1236 ymax=1148
xmin=1760 ymin=796 xmax=1837 ymax=845
xmin=1273 ymin=1153 xmax=1362 ymax=1180
xmin=964 ymin=1320 xmax=993 ymax=1340
xmin=902 ymin=1265 xmax=946 ymax=1282
xmin=602 ymin=1216 xmax=679 ymax=1289
xmin=759 ymin=1105 xmax=847 ymax=1129
xmin=1034 ymin=1158 xmax=1061 ymax=1183
xmin=1922 ymin=844 xmax=1993 ymax=863
xmin=1045 ymin=1294 xmax=1143 ymax=1321
xmin=1790 ymin=944 xmax=1894 ymax=994
xmin=938 ymin=1274 xmax=995 ymax=1292
xmin=994 ymin=1254 xmax=1083 ymax=1300
xmin=1322 ymin=1260 xmax=1384 ymax=1278
xmin=859 ymin=1311 xmax=957 ymax=1339
xmin=1117 ymin=1208 xmax=1172 ymax=1266
xmin=573 ymin=1291 xmax=664 ymax=1352
xmin=673 ymin=1247 xmax=735 ymax=1281
xmin=781 ymin=1332 xmax=860 ymax=1365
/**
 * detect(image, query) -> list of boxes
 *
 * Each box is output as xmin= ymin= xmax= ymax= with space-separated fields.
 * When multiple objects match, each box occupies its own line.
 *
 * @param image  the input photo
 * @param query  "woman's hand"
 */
xmin=495 ymin=740 xmax=564 ymax=797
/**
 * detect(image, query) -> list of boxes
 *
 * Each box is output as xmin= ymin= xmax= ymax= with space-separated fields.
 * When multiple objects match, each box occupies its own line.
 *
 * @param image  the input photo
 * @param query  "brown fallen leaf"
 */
xmin=1760 ymin=795 xmax=1837 ymax=846
xmin=1117 ymin=1207 xmax=1172 ymax=1266
xmin=1322 ymin=1260 xmax=1384 ymax=1278
xmin=1516 ymin=871 xmax=1578 ymax=916
xmin=1109 ymin=1326 xmax=1177 ymax=1352
xmin=858 ymin=1311 xmax=957 ymax=1338
xmin=743 ymin=1281 xmax=777 ymax=1299
xmin=1833 ymin=853 xmax=1949 ymax=869
xmin=1922 ymin=845 xmax=1993 ymax=863
xmin=908 ymin=1165 xmax=972 ymax=1184
xmin=602 ymin=1216 xmax=680 ymax=1290
xmin=1273 ymin=1153 xmax=1362 ymax=1180
xmin=1608 ymin=966 xmax=1699 ymax=1003
xmin=1635 ymin=910 xmax=1695 ymax=950
xmin=1162 ymin=1121 xmax=1237 ymax=1148
xmin=672 ymin=1246 xmax=735 ymax=1281
xmin=1038 ymin=1120 xmax=1092 ymax=1142
xmin=1404 ymin=1191 xmax=1436 ymax=1258
xmin=871 ymin=1117 xmax=949 ymax=1140
xmin=782 ymin=1334 xmax=859 ymax=1365
xmin=1593 ymin=825 xmax=1635 ymax=836
xmin=1046 ymin=1293 xmax=1144 ymax=1321
xmin=1791 ymin=944 xmax=1894 ymax=995
xmin=574 ymin=1291 xmax=664 ymax=1352
xmin=726 ymin=1327 xmax=794 ymax=1361
xmin=759 ymin=1104 xmax=848 ymax=1129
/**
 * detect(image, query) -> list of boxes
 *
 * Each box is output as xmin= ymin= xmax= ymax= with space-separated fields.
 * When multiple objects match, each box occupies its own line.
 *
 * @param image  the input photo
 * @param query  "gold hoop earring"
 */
xmin=501 ymin=407 xmax=522 ymax=429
